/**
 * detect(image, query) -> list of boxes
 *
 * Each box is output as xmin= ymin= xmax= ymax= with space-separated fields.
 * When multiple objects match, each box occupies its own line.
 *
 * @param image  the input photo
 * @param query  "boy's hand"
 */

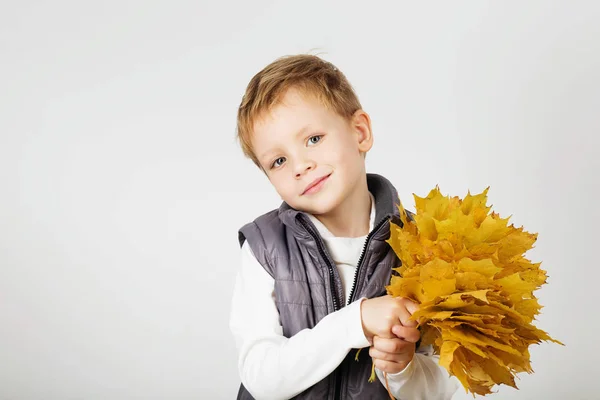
xmin=360 ymin=295 xmax=419 ymax=341
xmin=369 ymin=324 xmax=420 ymax=374
xmin=360 ymin=296 xmax=420 ymax=374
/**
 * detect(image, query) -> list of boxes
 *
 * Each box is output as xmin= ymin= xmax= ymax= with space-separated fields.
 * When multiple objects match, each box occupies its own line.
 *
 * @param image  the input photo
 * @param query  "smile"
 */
xmin=302 ymin=174 xmax=331 ymax=195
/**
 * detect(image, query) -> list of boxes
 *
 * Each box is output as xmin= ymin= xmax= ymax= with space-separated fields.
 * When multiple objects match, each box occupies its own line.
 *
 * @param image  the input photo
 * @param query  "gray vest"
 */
xmin=237 ymin=174 xmax=403 ymax=400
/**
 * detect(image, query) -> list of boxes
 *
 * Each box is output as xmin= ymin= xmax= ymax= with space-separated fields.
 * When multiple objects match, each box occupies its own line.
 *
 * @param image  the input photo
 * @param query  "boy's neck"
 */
xmin=312 ymin=178 xmax=372 ymax=238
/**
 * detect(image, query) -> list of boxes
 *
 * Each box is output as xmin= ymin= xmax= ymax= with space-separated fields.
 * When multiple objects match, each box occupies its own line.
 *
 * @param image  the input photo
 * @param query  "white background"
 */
xmin=1 ymin=1 xmax=598 ymax=399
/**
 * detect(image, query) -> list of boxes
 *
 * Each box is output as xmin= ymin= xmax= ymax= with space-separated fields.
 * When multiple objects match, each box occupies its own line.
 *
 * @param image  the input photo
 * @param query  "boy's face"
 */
xmin=252 ymin=88 xmax=373 ymax=216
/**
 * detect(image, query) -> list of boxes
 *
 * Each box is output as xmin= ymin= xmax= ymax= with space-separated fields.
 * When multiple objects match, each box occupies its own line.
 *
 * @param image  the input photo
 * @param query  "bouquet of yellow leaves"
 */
xmin=385 ymin=186 xmax=563 ymax=396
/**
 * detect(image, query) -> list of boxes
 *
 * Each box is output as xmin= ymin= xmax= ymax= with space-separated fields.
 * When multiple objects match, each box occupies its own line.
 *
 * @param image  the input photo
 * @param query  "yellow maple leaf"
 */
xmin=384 ymin=187 xmax=563 ymax=396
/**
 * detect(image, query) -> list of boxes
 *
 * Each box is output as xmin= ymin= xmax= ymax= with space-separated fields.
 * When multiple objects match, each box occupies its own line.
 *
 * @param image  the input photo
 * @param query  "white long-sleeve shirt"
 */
xmin=229 ymin=195 xmax=459 ymax=399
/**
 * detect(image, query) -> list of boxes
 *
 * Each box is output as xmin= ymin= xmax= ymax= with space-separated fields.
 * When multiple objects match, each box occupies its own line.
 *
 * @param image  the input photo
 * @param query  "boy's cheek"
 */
xmin=271 ymin=180 xmax=296 ymax=201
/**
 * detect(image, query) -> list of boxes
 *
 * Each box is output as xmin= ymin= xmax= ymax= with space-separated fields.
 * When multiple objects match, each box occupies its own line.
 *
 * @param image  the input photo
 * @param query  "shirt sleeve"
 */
xmin=229 ymin=241 xmax=371 ymax=400
xmin=374 ymin=344 xmax=460 ymax=400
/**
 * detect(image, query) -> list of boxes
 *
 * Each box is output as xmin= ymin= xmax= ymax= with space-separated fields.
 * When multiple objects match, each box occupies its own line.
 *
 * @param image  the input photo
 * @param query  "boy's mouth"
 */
xmin=302 ymin=173 xmax=331 ymax=195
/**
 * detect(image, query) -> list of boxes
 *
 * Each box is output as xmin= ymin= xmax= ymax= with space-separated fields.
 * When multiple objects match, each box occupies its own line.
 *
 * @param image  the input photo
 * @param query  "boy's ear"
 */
xmin=352 ymin=109 xmax=374 ymax=153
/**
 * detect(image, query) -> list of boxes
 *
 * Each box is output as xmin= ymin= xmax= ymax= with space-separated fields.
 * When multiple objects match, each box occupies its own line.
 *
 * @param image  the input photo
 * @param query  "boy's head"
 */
xmin=236 ymin=54 xmax=373 ymax=216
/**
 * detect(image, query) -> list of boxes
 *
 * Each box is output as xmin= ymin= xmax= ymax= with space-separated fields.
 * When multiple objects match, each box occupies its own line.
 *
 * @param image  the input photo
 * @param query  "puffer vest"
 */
xmin=236 ymin=173 xmax=404 ymax=400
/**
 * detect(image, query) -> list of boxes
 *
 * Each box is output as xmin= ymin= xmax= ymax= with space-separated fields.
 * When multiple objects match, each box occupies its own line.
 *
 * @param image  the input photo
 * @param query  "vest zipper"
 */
xmin=298 ymin=217 xmax=389 ymax=400
xmin=298 ymin=216 xmax=344 ymax=399
xmin=298 ymin=214 xmax=391 ymax=400
xmin=338 ymin=216 xmax=389 ymax=399
xmin=346 ymin=216 xmax=390 ymax=305
xmin=298 ymin=217 xmax=342 ymax=311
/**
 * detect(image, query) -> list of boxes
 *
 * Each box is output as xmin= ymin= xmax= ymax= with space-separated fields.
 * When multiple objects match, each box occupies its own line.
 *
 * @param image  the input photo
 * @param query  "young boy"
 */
xmin=229 ymin=54 xmax=459 ymax=399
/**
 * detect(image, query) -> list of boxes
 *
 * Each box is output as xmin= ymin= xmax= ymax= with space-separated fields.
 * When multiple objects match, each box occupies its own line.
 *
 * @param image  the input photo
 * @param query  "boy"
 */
xmin=229 ymin=54 xmax=459 ymax=399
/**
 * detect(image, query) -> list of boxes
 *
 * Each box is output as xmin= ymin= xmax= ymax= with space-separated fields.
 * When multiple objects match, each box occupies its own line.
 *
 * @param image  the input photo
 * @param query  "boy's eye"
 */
xmin=271 ymin=157 xmax=286 ymax=169
xmin=307 ymin=135 xmax=322 ymax=145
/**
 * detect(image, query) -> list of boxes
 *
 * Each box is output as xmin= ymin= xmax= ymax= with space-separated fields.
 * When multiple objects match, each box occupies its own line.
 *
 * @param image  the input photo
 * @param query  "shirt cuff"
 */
xmin=345 ymin=297 xmax=371 ymax=349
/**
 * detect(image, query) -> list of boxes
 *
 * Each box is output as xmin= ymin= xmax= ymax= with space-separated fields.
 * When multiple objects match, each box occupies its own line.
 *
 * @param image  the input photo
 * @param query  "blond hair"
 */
xmin=236 ymin=54 xmax=362 ymax=167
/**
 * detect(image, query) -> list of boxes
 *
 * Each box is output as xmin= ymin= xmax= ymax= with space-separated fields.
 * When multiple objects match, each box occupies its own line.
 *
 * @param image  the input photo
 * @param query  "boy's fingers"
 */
xmin=369 ymin=346 xmax=395 ymax=361
xmin=369 ymin=346 xmax=411 ymax=363
xmin=393 ymin=300 xmax=414 ymax=327
xmin=398 ymin=310 xmax=417 ymax=328
xmin=371 ymin=351 xmax=412 ymax=374
xmin=401 ymin=316 xmax=417 ymax=328
xmin=404 ymin=299 xmax=419 ymax=315
xmin=391 ymin=325 xmax=420 ymax=343
xmin=373 ymin=358 xmax=404 ymax=374
xmin=372 ymin=335 xmax=414 ymax=354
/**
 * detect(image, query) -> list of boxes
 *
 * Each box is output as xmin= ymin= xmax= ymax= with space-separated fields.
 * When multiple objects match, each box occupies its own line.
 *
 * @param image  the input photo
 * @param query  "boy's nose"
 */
xmin=294 ymin=160 xmax=316 ymax=178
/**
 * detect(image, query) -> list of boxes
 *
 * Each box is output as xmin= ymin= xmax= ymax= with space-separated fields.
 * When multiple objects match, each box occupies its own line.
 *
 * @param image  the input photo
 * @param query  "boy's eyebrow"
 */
xmin=295 ymin=124 xmax=312 ymax=138
xmin=257 ymin=147 xmax=278 ymax=165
